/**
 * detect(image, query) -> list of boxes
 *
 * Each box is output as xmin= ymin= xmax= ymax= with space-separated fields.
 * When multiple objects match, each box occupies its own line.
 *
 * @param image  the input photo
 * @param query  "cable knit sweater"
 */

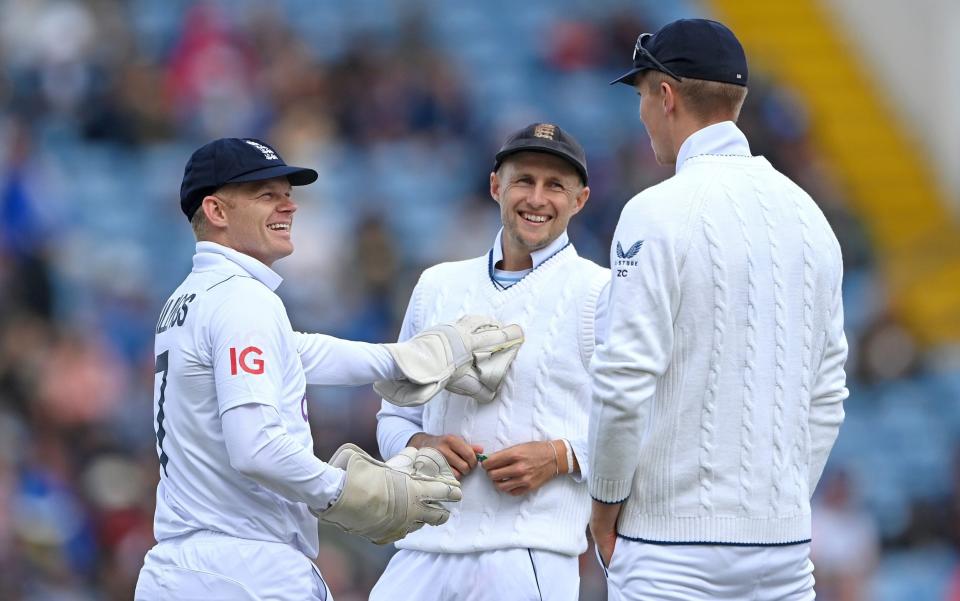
xmin=589 ymin=122 xmax=848 ymax=545
xmin=378 ymin=242 xmax=608 ymax=556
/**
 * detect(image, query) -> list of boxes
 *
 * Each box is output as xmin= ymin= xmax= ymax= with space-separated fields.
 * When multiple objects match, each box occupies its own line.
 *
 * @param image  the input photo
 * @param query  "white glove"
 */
xmin=319 ymin=444 xmax=462 ymax=545
xmin=385 ymin=446 xmax=459 ymax=484
xmin=444 ymin=337 xmax=523 ymax=403
xmin=374 ymin=315 xmax=524 ymax=407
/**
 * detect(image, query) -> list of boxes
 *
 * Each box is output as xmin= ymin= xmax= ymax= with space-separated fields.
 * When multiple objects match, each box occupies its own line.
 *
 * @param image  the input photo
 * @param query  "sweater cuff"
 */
xmin=589 ymin=475 xmax=632 ymax=504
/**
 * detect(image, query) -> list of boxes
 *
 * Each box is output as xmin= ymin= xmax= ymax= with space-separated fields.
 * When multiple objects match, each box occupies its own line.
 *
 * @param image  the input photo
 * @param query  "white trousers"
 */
xmin=601 ymin=538 xmax=815 ymax=601
xmin=134 ymin=530 xmax=331 ymax=601
xmin=370 ymin=548 xmax=580 ymax=601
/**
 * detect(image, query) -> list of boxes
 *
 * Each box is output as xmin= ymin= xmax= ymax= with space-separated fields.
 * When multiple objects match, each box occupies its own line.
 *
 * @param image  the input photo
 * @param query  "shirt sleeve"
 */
xmin=222 ymin=403 xmax=346 ymax=512
xmin=377 ymin=279 xmax=427 ymax=460
xmin=295 ymin=333 xmax=401 ymax=386
xmin=208 ymin=288 xmax=289 ymax=415
xmin=808 ymin=261 xmax=848 ymax=494
xmin=588 ymin=202 xmax=681 ymax=503
xmin=593 ymin=279 xmax=611 ymax=350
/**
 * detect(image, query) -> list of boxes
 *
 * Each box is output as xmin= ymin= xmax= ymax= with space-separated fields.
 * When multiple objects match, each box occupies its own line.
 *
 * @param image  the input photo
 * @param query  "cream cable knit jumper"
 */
xmin=378 ymin=244 xmax=608 ymax=555
xmin=589 ymin=123 xmax=848 ymax=545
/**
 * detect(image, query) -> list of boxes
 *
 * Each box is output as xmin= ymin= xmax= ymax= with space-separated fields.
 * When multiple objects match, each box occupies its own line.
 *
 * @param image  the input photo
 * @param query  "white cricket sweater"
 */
xmin=589 ymin=122 xmax=848 ymax=545
xmin=379 ymin=240 xmax=609 ymax=556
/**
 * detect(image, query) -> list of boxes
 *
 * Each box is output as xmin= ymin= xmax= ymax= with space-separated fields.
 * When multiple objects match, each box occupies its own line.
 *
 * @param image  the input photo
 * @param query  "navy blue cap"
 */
xmin=494 ymin=123 xmax=588 ymax=184
xmin=179 ymin=138 xmax=319 ymax=221
xmin=611 ymin=19 xmax=748 ymax=87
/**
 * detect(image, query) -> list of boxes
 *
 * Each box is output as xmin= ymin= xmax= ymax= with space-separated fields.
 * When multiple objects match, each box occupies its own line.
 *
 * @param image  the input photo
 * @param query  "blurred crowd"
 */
xmin=0 ymin=1 xmax=957 ymax=600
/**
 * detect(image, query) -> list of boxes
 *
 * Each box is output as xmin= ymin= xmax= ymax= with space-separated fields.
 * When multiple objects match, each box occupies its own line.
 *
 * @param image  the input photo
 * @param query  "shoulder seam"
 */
xmin=206 ymin=274 xmax=255 ymax=291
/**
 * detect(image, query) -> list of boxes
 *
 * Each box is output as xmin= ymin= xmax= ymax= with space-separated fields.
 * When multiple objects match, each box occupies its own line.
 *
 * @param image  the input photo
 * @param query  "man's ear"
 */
xmin=201 ymin=195 xmax=228 ymax=228
xmin=573 ymin=185 xmax=590 ymax=214
xmin=489 ymin=171 xmax=502 ymax=204
xmin=662 ymin=80 xmax=676 ymax=115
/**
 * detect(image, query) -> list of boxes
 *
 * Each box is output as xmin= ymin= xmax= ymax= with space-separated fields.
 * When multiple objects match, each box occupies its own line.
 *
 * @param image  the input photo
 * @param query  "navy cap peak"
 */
xmin=179 ymin=137 xmax=318 ymax=222
xmin=611 ymin=18 xmax=748 ymax=88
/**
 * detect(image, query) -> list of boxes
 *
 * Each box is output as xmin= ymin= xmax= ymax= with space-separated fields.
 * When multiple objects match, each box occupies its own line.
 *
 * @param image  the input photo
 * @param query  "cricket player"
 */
xmin=134 ymin=138 xmax=523 ymax=601
xmin=588 ymin=19 xmax=848 ymax=600
xmin=370 ymin=123 xmax=610 ymax=601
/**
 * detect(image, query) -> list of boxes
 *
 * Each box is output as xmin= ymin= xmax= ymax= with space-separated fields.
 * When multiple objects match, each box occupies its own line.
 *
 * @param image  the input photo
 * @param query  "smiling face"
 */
xmin=490 ymin=151 xmax=589 ymax=270
xmin=210 ymin=177 xmax=298 ymax=266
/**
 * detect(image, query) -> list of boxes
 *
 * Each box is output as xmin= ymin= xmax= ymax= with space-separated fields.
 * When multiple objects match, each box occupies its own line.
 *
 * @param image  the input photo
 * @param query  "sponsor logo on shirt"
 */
xmin=615 ymin=240 xmax=643 ymax=266
xmin=229 ymin=346 xmax=265 ymax=375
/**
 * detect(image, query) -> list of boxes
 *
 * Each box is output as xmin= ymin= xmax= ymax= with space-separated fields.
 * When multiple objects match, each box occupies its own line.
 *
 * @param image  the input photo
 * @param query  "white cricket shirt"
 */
xmin=151 ymin=241 xmax=396 ymax=558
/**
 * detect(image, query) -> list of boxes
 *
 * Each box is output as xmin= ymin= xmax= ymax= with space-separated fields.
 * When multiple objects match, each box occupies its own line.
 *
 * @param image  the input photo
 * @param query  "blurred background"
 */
xmin=0 ymin=0 xmax=958 ymax=599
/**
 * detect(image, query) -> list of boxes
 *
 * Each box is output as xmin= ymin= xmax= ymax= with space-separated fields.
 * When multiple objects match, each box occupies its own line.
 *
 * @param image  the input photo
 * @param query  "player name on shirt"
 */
xmin=156 ymin=293 xmax=196 ymax=334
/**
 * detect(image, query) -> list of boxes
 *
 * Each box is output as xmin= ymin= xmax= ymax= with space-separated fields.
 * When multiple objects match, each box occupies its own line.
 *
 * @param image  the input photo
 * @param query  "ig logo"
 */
xmin=229 ymin=346 xmax=265 ymax=375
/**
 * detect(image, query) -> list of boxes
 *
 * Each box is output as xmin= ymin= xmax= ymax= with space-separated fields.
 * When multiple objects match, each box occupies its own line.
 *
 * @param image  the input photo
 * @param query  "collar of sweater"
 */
xmin=484 ymin=242 xmax=577 ymax=306
xmin=490 ymin=228 xmax=570 ymax=272
xmin=192 ymin=241 xmax=282 ymax=291
xmin=675 ymin=121 xmax=751 ymax=174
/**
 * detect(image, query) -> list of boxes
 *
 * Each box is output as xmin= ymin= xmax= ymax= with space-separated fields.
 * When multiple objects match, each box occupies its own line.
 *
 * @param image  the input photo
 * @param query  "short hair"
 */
xmin=190 ymin=188 xmax=235 ymax=240
xmin=190 ymin=205 xmax=209 ymax=239
xmin=644 ymin=71 xmax=749 ymax=122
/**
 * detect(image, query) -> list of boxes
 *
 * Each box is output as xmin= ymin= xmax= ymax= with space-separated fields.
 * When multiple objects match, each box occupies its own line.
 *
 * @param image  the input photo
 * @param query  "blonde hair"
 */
xmin=644 ymin=71 xmax=748 ymax=122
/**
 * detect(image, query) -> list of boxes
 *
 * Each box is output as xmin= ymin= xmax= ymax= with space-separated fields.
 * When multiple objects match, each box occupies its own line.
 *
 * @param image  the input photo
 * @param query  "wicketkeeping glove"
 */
xmin=319 ymin=444 xmax=462 ymax=545
xmin=374 ymin=315 xmax=524 ymax=407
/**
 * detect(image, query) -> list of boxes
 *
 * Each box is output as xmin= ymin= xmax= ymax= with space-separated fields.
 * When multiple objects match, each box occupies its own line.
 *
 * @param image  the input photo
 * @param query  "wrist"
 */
xmin=549 ymin=440 xmax=566 ymax=475
xmin=407 ymin=432 xmax=431 ymax=448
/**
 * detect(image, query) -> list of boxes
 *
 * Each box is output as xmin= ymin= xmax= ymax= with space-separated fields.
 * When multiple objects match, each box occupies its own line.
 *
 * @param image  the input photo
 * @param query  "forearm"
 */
xmin=295 ymin=333 xmax=402 ymax=386
xmin=223 ymin=403 xmax=345 ymax=511
xmin=376 ymin=404 xmax=425 ymax=459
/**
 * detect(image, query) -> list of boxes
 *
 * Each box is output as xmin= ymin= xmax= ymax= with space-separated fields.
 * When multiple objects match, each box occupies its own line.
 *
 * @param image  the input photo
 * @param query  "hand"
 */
xmin=589 ymin=500 xmax=622 ymax=567
xmin=319 ymin=443 xmax=462 ymax=545
xmin=482 ymin=441 xmax=562 ymax=496
xmin=374 ymin=316 xmax=524 ymax=407
xmin=409 ymin=433 xmax=483 ymax=479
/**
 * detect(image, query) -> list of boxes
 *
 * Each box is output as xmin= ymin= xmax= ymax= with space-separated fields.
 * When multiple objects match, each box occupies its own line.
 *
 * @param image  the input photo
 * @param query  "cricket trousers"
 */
xmin=135 ymin=530 xmax=331 ymax=601
xmin=370 ymin=547 xmax=580 ymax=601
xmin=600 ymin=537 xmax=815 ymax=601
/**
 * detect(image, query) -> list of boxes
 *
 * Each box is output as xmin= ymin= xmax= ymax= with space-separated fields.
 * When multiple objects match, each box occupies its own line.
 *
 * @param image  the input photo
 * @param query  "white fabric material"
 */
xmin=294 ymin=332 xmax=401 ymax=384
xmin=135 ymin=530 xmax=332 ymax=601
xmin=490 ymin=227 xmax=569 ymax=270
xmin=489 ymin=229 xmax=610 ymax=339
xmin=370 ymin=548 xmax=578 ymax=601
xmin=588 ymin=123 xmax=848 ymax=544
xmin=222 ymin=404 xmax=345 ymax=512
xmin=674 ymin=120 xmax=751 ymax=173
xmin=148 ymin=241 xmax=399 ymax=561
xmin=377 ymin=239 xmax=609 ymax=556
xmin=602 ymin=538 xmax=814 ymax=601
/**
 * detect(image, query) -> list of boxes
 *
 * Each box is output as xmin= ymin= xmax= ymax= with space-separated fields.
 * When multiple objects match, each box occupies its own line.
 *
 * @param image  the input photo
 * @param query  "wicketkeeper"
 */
xmin=134 ymin=138 xmax=524 ymax=601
